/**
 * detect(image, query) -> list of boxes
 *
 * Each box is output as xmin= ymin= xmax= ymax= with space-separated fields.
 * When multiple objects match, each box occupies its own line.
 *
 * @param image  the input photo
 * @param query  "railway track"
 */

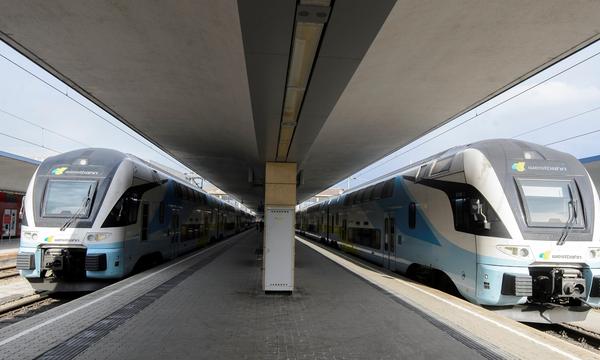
xmin=0 ymin=265 xmax=18 ymax=280
xmin=0 ymin=291 xmax=80 ymax=330
xmin=0 ymin=265 xmax=78 ymax=329
xmin=0 ymin=291 xmax=50 ymax=317
xmin=529 ymin=322 xmax=600 ymax=352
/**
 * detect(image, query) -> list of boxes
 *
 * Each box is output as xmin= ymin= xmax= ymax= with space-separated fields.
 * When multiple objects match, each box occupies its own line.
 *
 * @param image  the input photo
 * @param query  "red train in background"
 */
xmin=0 ymin=191 xmax=23 ymax=239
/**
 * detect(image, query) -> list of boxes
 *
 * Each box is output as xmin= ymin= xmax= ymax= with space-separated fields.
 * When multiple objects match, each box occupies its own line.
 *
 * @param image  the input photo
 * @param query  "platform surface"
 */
xmin=0 ymin=238 xmax=18 ymax=255
xmin=0 ymin=230 xmax=498 ymax=360
xmin=0 ymin=230 xmax=597 ymax=359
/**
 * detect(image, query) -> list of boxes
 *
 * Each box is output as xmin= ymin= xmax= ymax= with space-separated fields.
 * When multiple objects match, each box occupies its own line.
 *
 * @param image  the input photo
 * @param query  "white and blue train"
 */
xmin=297 ymin=139 xmax=600 ymax=323
xmin=17 ymin=148 xmax=254 ymax=291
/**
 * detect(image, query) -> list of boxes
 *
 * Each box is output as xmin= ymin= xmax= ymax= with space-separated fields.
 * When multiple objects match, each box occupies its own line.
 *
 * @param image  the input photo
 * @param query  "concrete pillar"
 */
xmin=263 ymin=162 xmax=296 ymax=293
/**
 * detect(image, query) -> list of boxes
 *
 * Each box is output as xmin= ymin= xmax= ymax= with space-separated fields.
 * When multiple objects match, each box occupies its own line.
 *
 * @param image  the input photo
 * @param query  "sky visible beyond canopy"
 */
xmin=334 ymin=40 xmax=600 ymax=189
xmin=0 ymin=36 xmax=599 ymax=196
xmin=0 ymin=41 xmax=193 ymax=175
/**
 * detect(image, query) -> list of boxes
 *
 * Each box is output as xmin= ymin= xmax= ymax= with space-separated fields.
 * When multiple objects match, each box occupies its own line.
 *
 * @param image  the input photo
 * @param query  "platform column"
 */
xmin=263 ymin=162 xmax=296 ymax=293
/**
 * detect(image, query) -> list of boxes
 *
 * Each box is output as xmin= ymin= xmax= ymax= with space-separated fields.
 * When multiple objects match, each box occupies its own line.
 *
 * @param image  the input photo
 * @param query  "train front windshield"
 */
xmin=43 ymin=180 xmax=96 ymax=217
xmin=517 ymin=179 xmax=584 ymax=228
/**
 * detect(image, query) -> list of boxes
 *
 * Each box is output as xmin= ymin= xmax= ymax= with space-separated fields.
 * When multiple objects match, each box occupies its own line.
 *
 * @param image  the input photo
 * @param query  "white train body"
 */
xmin=298 ymin=139 xmax=600 ymax=323
xmin=18 ymin=148 xmax=253 ymax=291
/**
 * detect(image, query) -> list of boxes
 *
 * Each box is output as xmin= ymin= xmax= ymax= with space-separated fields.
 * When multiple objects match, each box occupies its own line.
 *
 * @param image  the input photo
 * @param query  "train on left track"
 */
xmin=16 ymin=148 xmax=254 ymax=291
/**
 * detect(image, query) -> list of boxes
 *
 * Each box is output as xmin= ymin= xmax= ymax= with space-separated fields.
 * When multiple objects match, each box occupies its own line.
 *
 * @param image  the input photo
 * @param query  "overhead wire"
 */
xmin=0 ymin=130 xmax=60 ymax=154
xmin=353 ymin=45 xmax=600 ymax=180
xmin=511 ymin=105 xmax=600 ymax=140
xmin=544 ymin=128 xmax=600 ymax=146
xmin=0 ymin=47 xmax=188 ymax=171
xmin=0 ymin=107 xmax=89 ymax=148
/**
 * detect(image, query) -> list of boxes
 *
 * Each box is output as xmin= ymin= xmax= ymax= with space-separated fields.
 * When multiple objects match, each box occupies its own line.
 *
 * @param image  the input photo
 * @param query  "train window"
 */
xmin=102 ymin=183 xmax=163 ymax=227
xmin=341 ymin=195 xmax=349 ymax=206
xmin=20 ymin=196 xmax=28 ymax=226
xmin=354 ymin=189 xmax=363 ymax=203
xmin=516 ymin=179 xmax=584 ymax=228
xmin=371 ymin=182 xmax=385 ymax=200
xmin=355 ymin=190 xmax=363 ymax=203
xmin=431 ymin=156 xmax=453 ymax=175
xmin=353 ymin=191 xmax=362 ymax=205
xmin=159 ymin=201 xmax=165 ymax=224
xmin=402 ymin=167 xmax=419 ymax=182
xmin=343 ymin=194 xmax=353 ymax=206
xmin=361 ymin=187 xmax=373 ymax=203
xmin=43 ymin=180 xmax=97 ymax=218
xmin=416 ymin=164 xmax=429 ymax=181
xmin=452 ymin=194 xmax=469 ymax=231
xmin=174 ymin=183 xmax=182 ymax=199
xmin=381 ymin=179 xmax=395 ymax=199
xmin=141 ymin=203 xmax=149 ymax=241
xmin=348 ymin=227 xmax=381 ymax=249
xmin=366 ymin=186 xmax=375 ymax=201
xmin=448 ymin=185 xmax=510 ymax=238
xmin=408 ymin=202 xmax=416 ymax=229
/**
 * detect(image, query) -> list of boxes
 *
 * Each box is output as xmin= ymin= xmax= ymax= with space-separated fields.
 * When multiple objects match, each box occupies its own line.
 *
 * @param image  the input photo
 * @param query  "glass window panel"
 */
xmin=44 ymin=180 xmax=95 ymax=217
xmin=518 ymin=179 xmax=582 ymax=227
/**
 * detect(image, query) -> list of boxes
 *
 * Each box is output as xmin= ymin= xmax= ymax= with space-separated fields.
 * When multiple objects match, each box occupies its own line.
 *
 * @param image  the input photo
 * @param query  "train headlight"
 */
xmin=519 ymin=248 xmax=529 ymax=257
xmin=23 ymin=231 xmax=38 ymax=241
xmin=497 ymin=245 xmax=532 ymax=259
xmin=85 ymin=232 xmax=112 ymax=242
xmin=589 ymin=248 xmax=600 ymax=259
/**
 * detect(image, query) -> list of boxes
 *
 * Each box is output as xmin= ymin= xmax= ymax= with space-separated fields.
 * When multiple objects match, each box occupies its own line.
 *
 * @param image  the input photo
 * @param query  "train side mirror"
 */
xmin=470 ymin=199 xmax=491 ymax=230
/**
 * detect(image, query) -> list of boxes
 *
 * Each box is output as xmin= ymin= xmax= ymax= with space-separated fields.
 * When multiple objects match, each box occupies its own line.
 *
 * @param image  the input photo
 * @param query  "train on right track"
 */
xmin=297 ymin=139 xmax=600 ymax=323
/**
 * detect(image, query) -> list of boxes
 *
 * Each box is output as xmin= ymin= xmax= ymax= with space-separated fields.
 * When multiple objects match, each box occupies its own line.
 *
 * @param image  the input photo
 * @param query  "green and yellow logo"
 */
xmin=51 ymin=166 xmax=68 ymax=175
xmin=538 ymin=250 xmax=551 ymax=260
xmin=511 ymin=161 xmax=525 ymax=172
xmin=43 ymin=236 xmax=54 ymax=243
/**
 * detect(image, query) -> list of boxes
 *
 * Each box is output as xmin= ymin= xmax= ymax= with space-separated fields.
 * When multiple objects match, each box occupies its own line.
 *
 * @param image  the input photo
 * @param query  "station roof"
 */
xmin=0 ymin=151 xmax=39 ymax=193
xmin=1 ymin=1 xmax=599 ymax=209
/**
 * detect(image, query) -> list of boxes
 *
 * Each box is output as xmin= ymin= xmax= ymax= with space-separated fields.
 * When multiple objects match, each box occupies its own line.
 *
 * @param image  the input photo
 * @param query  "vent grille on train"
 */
xmin=501 ymin=273 xmax=532 ymax=297
xmin=85 ymin=254 xmax=107 ymax=271
xmin=16 ymin=253 xmax=35 ymax=270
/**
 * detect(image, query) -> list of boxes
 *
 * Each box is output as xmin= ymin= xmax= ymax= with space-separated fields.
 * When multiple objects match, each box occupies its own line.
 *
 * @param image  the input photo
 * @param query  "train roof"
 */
xmin=40 ymin=148 xmax=193 ymax=187
xmin=39 ymin=148 xmax=251 ymax=215
xmin=302 ymin=138 xmax=585 ymax=212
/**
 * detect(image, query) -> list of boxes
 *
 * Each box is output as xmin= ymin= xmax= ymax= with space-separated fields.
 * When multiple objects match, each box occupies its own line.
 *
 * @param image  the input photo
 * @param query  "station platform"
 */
xmin=0 ymin=238 xmax=18 ymax=255
xmin=0 ymin=238 xmax=17 ymax=269
xmin=0 ymin=229 xmax=596 ymax=359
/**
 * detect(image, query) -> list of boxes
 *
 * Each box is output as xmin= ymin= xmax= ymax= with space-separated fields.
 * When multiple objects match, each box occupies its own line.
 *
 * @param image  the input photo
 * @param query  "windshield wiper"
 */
xmin=60 ymin=185 xmax=93 ymax=231
xmin=557 ymin=199 xmax=577 ymax=246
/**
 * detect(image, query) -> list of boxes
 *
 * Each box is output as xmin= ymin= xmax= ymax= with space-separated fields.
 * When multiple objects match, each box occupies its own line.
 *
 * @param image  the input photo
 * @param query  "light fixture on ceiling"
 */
xmin=276 ymin=0 xmax=331 ymax=161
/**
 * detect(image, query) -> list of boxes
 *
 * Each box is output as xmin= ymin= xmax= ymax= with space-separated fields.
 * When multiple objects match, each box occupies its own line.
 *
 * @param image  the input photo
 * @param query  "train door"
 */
xmin=384 ymin=213 xmax=396 ymax=271
xmin=218 ymin=211 xmax=224 ymax=239
xmin=330 ymin=213 xmax=335 ymax=243
xmin=141 ymin=203 xmax=149 ymax=242
xmin=326 ymin=207 xmax=330 ymax=242
xmin=170 ymin=212 xmax=180 ymax=258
